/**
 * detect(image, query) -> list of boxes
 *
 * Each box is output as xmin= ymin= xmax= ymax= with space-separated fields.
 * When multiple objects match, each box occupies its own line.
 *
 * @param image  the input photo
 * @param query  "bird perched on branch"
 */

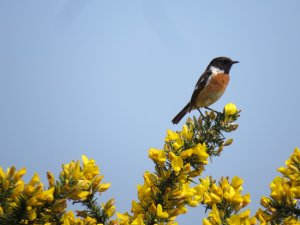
xmin=172 ymin=57 xmax=238 ymax=124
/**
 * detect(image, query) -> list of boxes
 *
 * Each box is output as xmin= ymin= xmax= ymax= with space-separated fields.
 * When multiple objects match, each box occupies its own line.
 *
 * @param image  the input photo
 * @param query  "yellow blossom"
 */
xmin=28 ymin=173 xmax=40 ymax=187
xmin=137 ymin=184 xmax=151 ymax=202
xmin=27 ymin=207 xmax=37 ymax=221
xmin=98 ymin=183 xmax=111 ymax=192
xmin=171 ymin=156 xmax=183 ymax=172
xmin=165 ymin=129 xmax=180 ymax=142
xmin=131 ymin=200 xmax=143 ymax=214
xmin=92 ymin=174 xmax=104 ymax=188
xmin=117 ymin=212 xmax=130 ymax=223
xmin=82 ymin=155 xmax=100 ymax=180
xmin=52 ymin=199 xmax=67 ymax=213
xmin=180 ymin=149 xmax=193 ymax=159
xmin=203 ymin=218 xmax=213 ymax=225
xmin=165 ymin=129 xmax=184 ymax=150
xmin=105 ymin=205 xmax=116 ymax=217
xmin=69 ymin=190 xmax=90 ymax=200
xmin=13 ymin=167 xmax=26 ymax=182
xmin=231 ymin=176 xmax=243 ymax=190
xmin=207 ymin=204 xmax=222 ymax=225
xmin=148 ymin=148 xmax=166 ymax=165
xmin=224 ymin=103 xmax=237 ymax=122
xmin=47 ymin=171 xmax=55 ymax=187
xmin=181 ymin=125 xmax=193 ymax=140
xmin=156 ymin=204 xmax=169 ymax=219
xmin=7 ymin=166 xmax=16 ymax=179
xmin=239 ymin=209 xmax=251 ymax=219
xmin=210 ymin=193 xmax=222 ymax=203
xmin=144 ymin=172 xmax=157 ymax=187
xmin=192 ymin=143 xmax=209 ymax=163
xmin=224 ymin=103 xmax=237 ymax=116
xmin=0 ymin=167 xmax=5 ymax=179
xmin=131 ymin=214 xmax=145 ymax=225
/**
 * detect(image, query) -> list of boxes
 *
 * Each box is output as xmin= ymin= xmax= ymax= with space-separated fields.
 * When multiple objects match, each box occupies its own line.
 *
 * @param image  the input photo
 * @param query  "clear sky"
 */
xmin=1 ymin=1 xmax=300 ymax=223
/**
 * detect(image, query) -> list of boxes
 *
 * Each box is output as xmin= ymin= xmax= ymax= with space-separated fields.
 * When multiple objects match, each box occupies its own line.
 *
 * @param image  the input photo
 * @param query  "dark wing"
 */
xmin=189 ymin=69 xmax=212 ymax=111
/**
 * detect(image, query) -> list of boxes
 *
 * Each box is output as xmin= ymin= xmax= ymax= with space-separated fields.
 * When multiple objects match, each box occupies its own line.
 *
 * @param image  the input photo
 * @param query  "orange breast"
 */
xmin=195 ymin=73 xmax=230 ymax=108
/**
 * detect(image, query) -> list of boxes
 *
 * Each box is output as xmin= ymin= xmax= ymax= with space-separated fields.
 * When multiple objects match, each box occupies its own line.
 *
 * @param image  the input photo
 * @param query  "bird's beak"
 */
xmin=231 ymin=60 xmax=239 ymax=64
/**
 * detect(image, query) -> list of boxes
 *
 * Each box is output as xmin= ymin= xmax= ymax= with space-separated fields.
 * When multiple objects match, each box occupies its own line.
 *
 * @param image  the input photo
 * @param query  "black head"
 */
xmin=207 ymin=57 xmax=239 ymax=74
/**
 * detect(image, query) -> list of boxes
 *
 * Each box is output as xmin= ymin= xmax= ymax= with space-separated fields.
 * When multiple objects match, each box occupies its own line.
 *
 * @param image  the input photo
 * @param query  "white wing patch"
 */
xmin=195 ymin=76 xmax=205 ymax=90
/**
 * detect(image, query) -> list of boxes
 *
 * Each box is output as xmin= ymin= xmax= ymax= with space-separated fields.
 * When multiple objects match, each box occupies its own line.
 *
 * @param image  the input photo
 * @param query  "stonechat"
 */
xmin=172 ymin=57 xmax=238 ymax=124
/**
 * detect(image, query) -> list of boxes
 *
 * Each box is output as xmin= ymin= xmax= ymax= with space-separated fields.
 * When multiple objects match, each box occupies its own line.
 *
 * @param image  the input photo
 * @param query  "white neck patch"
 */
xmin=210 ymin=66 xmax=224 ymax=74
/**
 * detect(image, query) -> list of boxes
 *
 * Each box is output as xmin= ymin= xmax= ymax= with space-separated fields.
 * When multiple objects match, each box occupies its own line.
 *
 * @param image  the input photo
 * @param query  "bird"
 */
xmin=172 ymin=56 xmax=238 ymax=124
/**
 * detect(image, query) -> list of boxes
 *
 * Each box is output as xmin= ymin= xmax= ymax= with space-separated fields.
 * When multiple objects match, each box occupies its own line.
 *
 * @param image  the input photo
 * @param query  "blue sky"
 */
xmin=1 ymin=1 xmax=300 ymax=223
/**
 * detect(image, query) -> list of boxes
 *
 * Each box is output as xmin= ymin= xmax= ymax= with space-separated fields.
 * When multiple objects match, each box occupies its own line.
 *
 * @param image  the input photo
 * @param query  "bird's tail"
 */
xmin=172 ymin=103 xmax=190 ymax=124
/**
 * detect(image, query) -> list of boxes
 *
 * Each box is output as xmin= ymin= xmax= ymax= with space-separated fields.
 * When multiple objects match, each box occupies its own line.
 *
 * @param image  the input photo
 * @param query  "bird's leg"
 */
xmin=196 ymin=107 xmax=204 ymax=118
xmin=205 ymin=107 xmax=222 ymax=115
xmin=192 ymin=102 xmax=204 ymax=118
xmin=205 ymin=107 xmax=225 ymax=138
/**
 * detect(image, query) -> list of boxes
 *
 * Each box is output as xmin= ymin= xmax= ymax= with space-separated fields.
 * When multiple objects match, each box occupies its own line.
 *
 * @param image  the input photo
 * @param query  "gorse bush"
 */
xmin=0 ymin=103 xmax=299 ymax=225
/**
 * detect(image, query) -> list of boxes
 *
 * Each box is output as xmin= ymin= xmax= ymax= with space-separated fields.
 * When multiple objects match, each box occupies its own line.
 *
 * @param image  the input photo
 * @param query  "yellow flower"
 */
xmin=171 ymin=156 xmax=183 ymax=173
xmin=157 ymin=204 xmax=169 ymax=219
xmin=7 ymin=166 xmax=16 ymax=179
xmin=165 ymin=129 xmax=184 ymax=150
xmin=180 ymin=149 xmax=193 ymax=159
xmin=144 ymin=172 xmax=157 ymax=187
xmin=181 ymin=125 xmax=193 ymax=140
xmin=224 ymin=103 xmax=237 ymax=116
xmin=231 ymin=176 xmax=243 ymax=190
xmin=173 ymin=139 xmax=184 ymax=151
xmin=165 ymin=129 xmax=180 ymax=142
xmin=52 ymin=199 xmax=67 ymax=213
xmin=13 ymin=167 xmax=26 ymax=182
xmin=157 ymin=150 xmax=167 ymax=164
xmin=105 ymin=205 xmax=116 ymax=217
xmin=40 ymin=189 xmax=55 ymax=203
xmin=61 ymin=211 xmax=75 ymax=225
xmin=69 ymin=190 xmax=90 ymax=200
xmin=203 ymin=218 xmax=213 ymax=225
xmin=131 ymin=200 xmax=143 ymax=214
xmin=28 ymin=173 xmax=40 ymax=187
xmin=255 ymin=208 xmax=270 ymax=223
xmin=12 ymin=180 xmax=25 ymax=199
xmin=27 ymin=207 xmax=37 ymax=221
xmin=98 ymin=183 xmax=111 ymax=192
xmin=148 ymin=148 xmax=166 ymax=165
xmin=192 ymin=143 xmax=208 ymax=163
xmin=82 ymin=155 xmax=100 ymax=180
xmin=131 ymin=214 xmax=145 ymax=225
xmin=209 ymin=204 xmax=222 ymax=225
xmin=260 ymin=196 xmax=271 ymax=208
xmin=175 ymin=206 xmax=187 ymax=215
xmin=210 ymin=193 xmax=222 ymax=203
xmin=242 ymin=193 xmax=251 ymax=206
xmin=239 ymin=209 xmax=250 ymax=219
xmin=47 ymin=171 xmax=55 ymax=188
xmin=92 ymin=175 xmax=104 ymax=190
xmin=223 ymin=186 xmax=236 ymax=201
xmin=0 ymin=167 xmax=5 ymax=179
xmin=283 ymin=217 xmax=300 ymax=225
xmin=224 ymin=103 xmax=237 ymax=123
xmin=117 ymin=212 xmax=130 ymax=223
xmin=188 ymin=200 xmax=198 ymax=207
xmin=137 ymin=185 xmax=151 ymax=202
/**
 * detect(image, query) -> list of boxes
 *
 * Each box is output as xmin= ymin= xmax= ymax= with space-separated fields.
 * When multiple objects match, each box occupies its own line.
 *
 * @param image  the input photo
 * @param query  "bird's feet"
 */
xmin=196 ymin=108 xmax=204 ymax=117
xmin=205 ymin=107 xmax=223 ymax=115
